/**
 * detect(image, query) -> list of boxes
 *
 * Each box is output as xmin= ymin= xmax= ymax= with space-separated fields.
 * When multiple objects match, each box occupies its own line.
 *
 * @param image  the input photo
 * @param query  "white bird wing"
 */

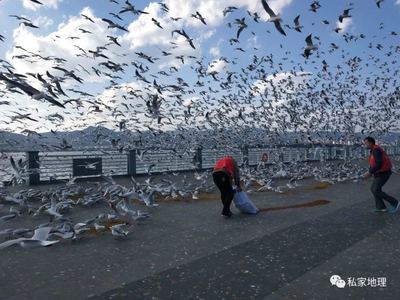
xmin=31 ymin=226 xmax=52 ymax=241
xmin=0 ymin=238 xmax=26 ymax=249
xmin=20 ymin=240 xmax=59 ymax=248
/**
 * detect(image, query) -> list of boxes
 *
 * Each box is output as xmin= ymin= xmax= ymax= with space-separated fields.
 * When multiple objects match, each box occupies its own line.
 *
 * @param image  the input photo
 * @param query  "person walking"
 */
xmin=212 ymin=155 xmax=241 ymax=217
xmin=362 ymin=137 xmax=400 ymax=213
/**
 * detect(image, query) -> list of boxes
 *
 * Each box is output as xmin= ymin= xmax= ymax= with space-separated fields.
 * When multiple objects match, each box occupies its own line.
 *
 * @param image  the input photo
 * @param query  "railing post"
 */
xmin=27 ymin=151 xmax=40 ymax=185
xmin=329 ymin=146 xmax=335 ymax=160
xmin=344 ymin=146 xmax=350 ymax=160
xmin=195 ymin=146 xmax=203 ymax=171
xmin=242 ymin=145 xmax=249 ymax=167
xmin=128 ymin=149 xmax=136 ymax=176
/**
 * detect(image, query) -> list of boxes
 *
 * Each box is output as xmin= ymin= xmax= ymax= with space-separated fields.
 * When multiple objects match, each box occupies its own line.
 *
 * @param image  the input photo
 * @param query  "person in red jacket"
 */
xmin=363 ymin=137 xmax=399 ymax=213
xmin=212 ymin=155 xmax=241 ymax=217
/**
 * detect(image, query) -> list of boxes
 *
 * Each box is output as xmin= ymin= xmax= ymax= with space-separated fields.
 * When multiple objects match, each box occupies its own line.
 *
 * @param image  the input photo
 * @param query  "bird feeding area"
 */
xmin=0 ymin=173 xmax=334 ymax=251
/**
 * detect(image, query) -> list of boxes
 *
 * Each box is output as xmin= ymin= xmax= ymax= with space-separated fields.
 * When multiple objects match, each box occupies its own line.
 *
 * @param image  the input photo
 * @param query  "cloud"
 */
xmin=33 ymin=16 xmax=54 ymax=29
xmin=207 ymin=59 xmax=227 ymax=74
xmin=209 ymin=46 xmax=220 ymax=57
xmin=164 ymin=0 xmax=293 ymax=26
xmin=22 ymin=0 xmax=63 ymax=11
xmin=335 ymin=18 xmax=352 ymax=33
xmin=6 ymin=7 xmax=124 ymax=84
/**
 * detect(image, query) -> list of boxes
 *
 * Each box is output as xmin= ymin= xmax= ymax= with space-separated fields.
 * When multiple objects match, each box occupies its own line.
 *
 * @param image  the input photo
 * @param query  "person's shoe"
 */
xmin=373 ymin=208 xmax=387 ymax=213
xmin=221 ymin=211 xmax=233 ymax=218
xmin=388 ymin=202 xmax=400 ymax=213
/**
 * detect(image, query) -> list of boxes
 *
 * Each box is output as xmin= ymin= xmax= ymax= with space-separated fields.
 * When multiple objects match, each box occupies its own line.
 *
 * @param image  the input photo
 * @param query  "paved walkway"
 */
xmin=1 ymin=174 xmax=400 ymax=300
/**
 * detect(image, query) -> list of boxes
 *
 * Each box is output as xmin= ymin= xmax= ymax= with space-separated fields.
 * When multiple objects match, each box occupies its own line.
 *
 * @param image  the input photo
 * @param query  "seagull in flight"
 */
xmin=77 ymin=161 xmax=100 ymax=169
xmin=338 ymin=9 xmax=352 ymax=23
xmin=0 ymin=73 xmax=65 ymax=108
xmin=303 ymin=34 xmax=318 ymax=59
xmin=261 ymin=0 xmax=286 ymax=36
xmin=171 ymin=29 xmax=196 ymax=49
xmin=293 ymin=15 xmax=302 ymax=32
xmin=191 ymin=11 xmax=207 ymax=25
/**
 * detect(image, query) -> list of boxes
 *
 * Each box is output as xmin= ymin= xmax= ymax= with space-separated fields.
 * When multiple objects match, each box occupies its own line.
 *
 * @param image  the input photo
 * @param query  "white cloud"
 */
xmin=22 ymin=0 xmax=63 ymax=11
xmin=396 ymin=0 xmax=400 ymax=5
xmin=33 ymin=16 xmax=54 ymax=29
xmin=335 ymin=18 xmax=352 ymax=33
xmin=209 ymin=46 xmax=220 ymax=57
xmin=247 ymin=35 xmax=261 ymax=49
xmin=207 ymin=59 xmax=227 ymax=74
xmin=6 ymin=7 xmax=123 ymax=84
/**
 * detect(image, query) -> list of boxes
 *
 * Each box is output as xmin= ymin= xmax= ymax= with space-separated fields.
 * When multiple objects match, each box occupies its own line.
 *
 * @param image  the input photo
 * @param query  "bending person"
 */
xmin=212 ymin=155 xmax=241 ymax=217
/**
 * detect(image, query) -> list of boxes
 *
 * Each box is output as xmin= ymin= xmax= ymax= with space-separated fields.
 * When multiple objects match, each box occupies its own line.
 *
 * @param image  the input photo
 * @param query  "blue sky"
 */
xmin=0 ymin=0 xmax=399 ymax=134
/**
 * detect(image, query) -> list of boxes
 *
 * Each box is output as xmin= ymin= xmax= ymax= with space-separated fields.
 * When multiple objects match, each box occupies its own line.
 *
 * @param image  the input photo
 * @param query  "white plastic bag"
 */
xmin=233 ymin=191 xmax=259 ymax=214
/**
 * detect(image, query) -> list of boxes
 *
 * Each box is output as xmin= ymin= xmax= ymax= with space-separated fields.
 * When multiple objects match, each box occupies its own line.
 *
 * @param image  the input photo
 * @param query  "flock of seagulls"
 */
xmin=0 ymin=0 xmax=397 ymax=141
xmin=0 ymin=0 xmax=399 ymax=249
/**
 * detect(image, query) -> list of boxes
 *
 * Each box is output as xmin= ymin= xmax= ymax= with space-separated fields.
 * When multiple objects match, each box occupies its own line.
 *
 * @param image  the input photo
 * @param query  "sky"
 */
xmin=0 ymin=0 xmax=399 ymax=136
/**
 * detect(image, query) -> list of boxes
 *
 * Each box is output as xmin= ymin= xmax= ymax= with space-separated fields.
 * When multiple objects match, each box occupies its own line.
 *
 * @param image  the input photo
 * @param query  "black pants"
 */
xmin=371 ymin=171 xmax=398 ymax=209
xmin=213 ymin=171 xmax=234 ymax=214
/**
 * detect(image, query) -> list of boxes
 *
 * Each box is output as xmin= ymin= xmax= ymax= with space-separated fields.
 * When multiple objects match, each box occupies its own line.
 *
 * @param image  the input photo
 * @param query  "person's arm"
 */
xmin=369 ymin=148 xmax=382 ymax=174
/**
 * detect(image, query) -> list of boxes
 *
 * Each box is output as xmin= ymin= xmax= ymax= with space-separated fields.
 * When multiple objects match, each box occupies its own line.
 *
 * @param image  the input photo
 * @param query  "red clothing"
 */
xmin=213 ymin=156 xmax=235 ymax=178
xmin=369 ymin=144 xmax=392 ymax=174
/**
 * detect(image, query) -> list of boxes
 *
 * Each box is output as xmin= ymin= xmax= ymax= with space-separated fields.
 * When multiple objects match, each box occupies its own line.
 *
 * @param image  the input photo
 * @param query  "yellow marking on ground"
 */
xmin=259 ymin=199 xmax=331 ymax=213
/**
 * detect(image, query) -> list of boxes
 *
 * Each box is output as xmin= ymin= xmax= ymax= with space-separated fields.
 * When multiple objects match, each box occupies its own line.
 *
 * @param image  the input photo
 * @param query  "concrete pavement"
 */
xmin=1 ymin=173 xmax=399 ymax=300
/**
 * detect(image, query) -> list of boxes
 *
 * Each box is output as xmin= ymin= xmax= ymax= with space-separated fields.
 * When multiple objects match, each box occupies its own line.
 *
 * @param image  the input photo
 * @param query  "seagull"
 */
xmin=0 ymin=73 xmax=65 ymax=108
xmin=376 ymin=0 xmax=384 ymax=8
xmin=137 ymin=149 xmax=147 ymax=161
xmin=0 ymin=213 xmax=17 ymax=224
xmin=223 ymin=6 xmax=238 ymax=16
xmin=119 ymin=0 xmax=148 ymax=15
xmin=138 ymin=189 xmax=159 ymax=207
xmin=29 ymin=0 xmax=43 ymax=4
xmin=338 ymin=9 xmax=352 ymax=23
xmin=52 ymin=66 xmax=83 ymax=83
xmin=303 ymin=34 xmax=318 ymax=59
xmin=107 ymin=35 xmax=121 ymax=46
xmin=171 ymin=29 xmax=196 ymax=49
xmin=9 ymin=15 xmax=31 ymax=22
xmin=152 ymin=18 xmax=163 ymax=29
xmin=77 ymin=161 xmax=100 ymax=169
xmin=19 ymin=21 xmax=39 ymax=29
xmin=0 ymin=227 xmax=58 ymax=249
xmin=261 ymin=0 xmax=286 ymax=36
xmin=145 ymin=163 xmax=156 ymax=175
xmin=101 ymin=18 xmax=129 ymax=32
xmin=309 ymin=1 xmax=321 ymax=13
xmin=81 ymin=14 xmax=95 ymax=23
xmin=234 ymin=18 xmax=247 ymax=39
xmin=191 ymin=11 xmax=207 ymax=25
xmin=78 ymin=28 xmax=92 ymax=34
xmin=293 ymin=15 xmax=302 ymax=32
xmin=110 ymin=224 xmax=130 ymax=237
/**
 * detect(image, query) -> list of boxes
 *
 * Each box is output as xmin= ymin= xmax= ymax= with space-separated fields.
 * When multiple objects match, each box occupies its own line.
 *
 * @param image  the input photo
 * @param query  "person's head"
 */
xmin=363 ymin=136 xmax=376 ymax=149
